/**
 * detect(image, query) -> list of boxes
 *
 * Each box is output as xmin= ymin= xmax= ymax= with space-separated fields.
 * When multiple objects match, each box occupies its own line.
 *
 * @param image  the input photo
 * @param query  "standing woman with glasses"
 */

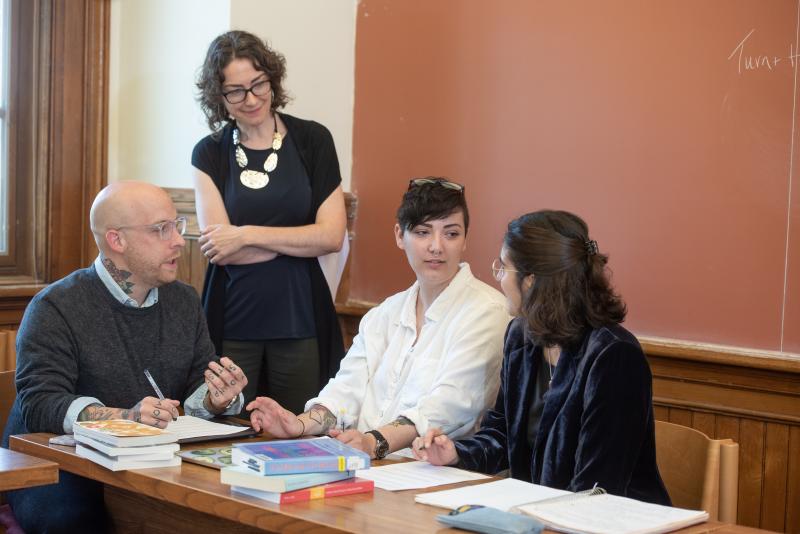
xmin=415 ymin=210 xmax=671 ymax=505
xmin=191 ymin=31 xmax=346 ymax=415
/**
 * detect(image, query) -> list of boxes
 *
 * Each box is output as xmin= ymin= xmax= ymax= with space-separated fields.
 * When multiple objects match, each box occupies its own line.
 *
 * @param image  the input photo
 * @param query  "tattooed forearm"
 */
xmin=308 ymin=405 xmax=337 ymax=433
xmin=77 ymin=405 xmax=120 ymax=421
xmin=102 ymin=257 xmax=135 ymax=295
xmin=388 ymin=416 xmax=415 ymax=427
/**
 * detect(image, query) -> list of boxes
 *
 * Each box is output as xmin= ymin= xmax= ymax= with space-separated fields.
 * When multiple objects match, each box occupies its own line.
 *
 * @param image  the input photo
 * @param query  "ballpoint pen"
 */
xmin=144 ymin=368 xmax=176 ymax=421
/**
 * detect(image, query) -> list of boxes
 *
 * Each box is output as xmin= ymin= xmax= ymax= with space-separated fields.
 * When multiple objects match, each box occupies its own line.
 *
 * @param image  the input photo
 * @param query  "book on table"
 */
xmin=232 ymin=436 xmax=370 ymax=475
xmin=75 ymin=443 xmax=181 ymax=471
xmin=230 ymin=477 xmax=374 ymax=504
xmin=221 ymin=465 xmax=355 ymax=493
xmin=73 ymin=420 xmax=177 ymax=447
xmin=74 ymin=433 xmax=179 ymax=457
xmin=513 ymin=488 xmax=709 ymax=534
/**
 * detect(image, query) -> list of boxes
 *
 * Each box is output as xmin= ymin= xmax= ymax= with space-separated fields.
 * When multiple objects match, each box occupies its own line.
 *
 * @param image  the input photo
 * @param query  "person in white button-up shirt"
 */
xmin=248 ymin=177 xmax=510 ymax=458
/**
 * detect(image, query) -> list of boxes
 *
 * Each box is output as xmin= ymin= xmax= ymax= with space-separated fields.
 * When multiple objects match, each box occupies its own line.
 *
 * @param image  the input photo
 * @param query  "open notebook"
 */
xmin=514 ymin=488 xmax=708 ymax=534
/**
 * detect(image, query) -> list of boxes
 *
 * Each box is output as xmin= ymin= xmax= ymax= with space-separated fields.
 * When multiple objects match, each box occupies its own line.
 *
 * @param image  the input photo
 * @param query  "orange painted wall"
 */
xmin=349 ymin=0 xmax=799 ymax=353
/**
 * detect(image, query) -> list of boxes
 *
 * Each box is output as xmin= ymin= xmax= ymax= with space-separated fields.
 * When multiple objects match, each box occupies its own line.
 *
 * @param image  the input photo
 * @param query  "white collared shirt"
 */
xmin=306 ymin=263 xmax=511 ymax=439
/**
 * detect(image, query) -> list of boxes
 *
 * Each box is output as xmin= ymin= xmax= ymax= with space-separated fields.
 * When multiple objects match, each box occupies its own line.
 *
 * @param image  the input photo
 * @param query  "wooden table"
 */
xmin=9 ymin=433 xmax=760 ymax=534
xmin=0 ymin=446 xmax=58 ymax=492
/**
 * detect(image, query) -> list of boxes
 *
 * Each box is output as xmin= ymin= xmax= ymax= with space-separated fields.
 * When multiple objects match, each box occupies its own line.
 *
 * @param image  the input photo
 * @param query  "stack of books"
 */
xmin=73 ymin=420 xmax=181 ymax=471
xmin=222 ymin=436 xmax=373 ymax=503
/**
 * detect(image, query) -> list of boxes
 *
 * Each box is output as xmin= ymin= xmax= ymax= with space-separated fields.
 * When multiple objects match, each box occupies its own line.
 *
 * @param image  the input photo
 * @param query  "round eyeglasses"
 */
xmin=491 ymin=258 xmax=519 ymax=281
xmin=222 ymin=79 xmax=271 ymax=105
xmin=116 ymin=217 xmax=187 ymax=241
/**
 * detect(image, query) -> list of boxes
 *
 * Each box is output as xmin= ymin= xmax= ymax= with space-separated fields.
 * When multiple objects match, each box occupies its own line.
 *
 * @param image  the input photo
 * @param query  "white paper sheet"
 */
xmin=166 ymin=415 xmax=250 ymax=441
xmin=414 ymin=478 xmax=570 ymax=511
xmin=355 ymin=461 xmax=489 ymax=491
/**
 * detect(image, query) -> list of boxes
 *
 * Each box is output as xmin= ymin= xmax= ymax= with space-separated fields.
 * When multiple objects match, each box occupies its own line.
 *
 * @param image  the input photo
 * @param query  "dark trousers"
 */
xmin=5 ymin=470 xmax=109 ymax=534
xmin=222 ymin=337 xmax=319 ymax=415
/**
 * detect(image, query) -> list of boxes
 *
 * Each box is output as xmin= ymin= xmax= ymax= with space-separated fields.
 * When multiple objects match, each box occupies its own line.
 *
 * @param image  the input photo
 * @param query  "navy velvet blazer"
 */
xmin=455 ymin=318 xmax=671 ymax=505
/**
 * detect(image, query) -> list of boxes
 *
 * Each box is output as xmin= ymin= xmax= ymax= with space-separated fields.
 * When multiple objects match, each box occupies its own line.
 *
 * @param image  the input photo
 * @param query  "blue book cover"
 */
xmin=232 ymin=437 xmax=370 ymax=475
xmin=221 ymin=465 xmax=354 ymax=493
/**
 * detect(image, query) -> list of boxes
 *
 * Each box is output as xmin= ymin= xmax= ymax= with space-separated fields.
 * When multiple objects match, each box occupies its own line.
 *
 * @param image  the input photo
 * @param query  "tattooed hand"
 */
xmin=77 ymin=396 xmax=179 ymax=429
xmin=245 ymin=397 xmax=304 ymax=437
xmin=204 ymin=356 xmax=248 ymax=414
xmin=124 ymin=396 xmax=179 ymax=428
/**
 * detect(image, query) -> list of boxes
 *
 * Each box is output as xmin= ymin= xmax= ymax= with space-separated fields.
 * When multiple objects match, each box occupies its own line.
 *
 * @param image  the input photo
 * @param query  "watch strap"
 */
xmin=366 ymin=429 xmax=389 ymax=459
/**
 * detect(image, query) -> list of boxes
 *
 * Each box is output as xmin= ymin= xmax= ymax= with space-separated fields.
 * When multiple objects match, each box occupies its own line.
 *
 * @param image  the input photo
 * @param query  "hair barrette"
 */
xmin=585 ymin=239 xmax=599 ymax=256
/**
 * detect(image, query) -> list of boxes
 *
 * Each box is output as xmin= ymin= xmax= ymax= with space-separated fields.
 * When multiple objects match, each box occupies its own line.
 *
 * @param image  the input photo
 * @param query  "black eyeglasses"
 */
xmin=407 ymin=178 xmax=465 ymax=193
xmin=222 ymin=79 xmax=271 ymax=105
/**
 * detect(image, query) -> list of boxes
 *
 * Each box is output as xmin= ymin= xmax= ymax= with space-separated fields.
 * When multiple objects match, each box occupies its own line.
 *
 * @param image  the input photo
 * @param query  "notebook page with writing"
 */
xmin=415 ymin=478 xmax=569 ymax=511
xmin=517 ymin=493 xmax=708 ymax=534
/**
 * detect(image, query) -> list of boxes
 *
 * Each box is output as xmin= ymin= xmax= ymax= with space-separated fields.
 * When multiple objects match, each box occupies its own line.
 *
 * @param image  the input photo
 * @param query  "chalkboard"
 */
xmin=350 ymin=0 xmax=800 ymax=353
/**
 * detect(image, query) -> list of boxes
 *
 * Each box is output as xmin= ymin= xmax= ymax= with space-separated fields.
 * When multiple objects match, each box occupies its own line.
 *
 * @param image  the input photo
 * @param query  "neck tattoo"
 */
xmin=233 ymin=112 xmax=283 ymax=190
xmin=102 ymin=258 xmax=134 ymax=295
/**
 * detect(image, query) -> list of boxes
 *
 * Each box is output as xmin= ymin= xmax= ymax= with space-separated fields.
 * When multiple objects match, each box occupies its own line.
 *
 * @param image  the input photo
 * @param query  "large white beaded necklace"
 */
xmin=233 ymin=113 xmax=283 ymax=189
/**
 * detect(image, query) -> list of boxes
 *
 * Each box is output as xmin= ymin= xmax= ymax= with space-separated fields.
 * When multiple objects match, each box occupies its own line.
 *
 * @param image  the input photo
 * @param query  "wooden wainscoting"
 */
xmin=339 ymin=301 xmax=800 ymax=533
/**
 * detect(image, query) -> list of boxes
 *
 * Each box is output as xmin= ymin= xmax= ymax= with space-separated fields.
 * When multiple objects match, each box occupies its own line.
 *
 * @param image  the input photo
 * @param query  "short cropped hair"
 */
xmin=396 ymin=177 xmax=469 ymax=234
xmin=196 ymin=30 xmax=290 ymax=134
xmin=504 ymin=210 xmax=626 ymax=349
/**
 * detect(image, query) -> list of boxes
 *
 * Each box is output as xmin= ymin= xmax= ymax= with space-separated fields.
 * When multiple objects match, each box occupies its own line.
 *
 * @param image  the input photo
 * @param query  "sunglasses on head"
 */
xmin=407 ymin=178 xmax=465 ymax=193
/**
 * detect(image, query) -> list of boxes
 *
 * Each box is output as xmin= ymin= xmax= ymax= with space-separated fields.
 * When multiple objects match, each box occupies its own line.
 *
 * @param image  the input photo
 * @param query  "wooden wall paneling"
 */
xmin=761 ymin=423 xmax=790 ymax=532
xmin=738 ymin=419 xmax=765 ymax=528
xmin=714 ymin=415 xmax=741 ymax=444
xmin=188 ymin=239 xmax=207 ymax=296
xmin=654 ymin=405 xmax=669 ymax=421
xmin=692 ymin=412 xmax=716 ymax=439
xmin=47 ymin=0 xmax=108 ymax=280
xmin=786 ymin=427 xmax=800 ymax=533
xmin=668 ymin=408 xmax=693 ymax=428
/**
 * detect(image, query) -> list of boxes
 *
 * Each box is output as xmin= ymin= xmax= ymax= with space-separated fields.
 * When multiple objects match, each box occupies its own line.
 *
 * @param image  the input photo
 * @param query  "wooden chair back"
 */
xmin=655 ymin=420 xmax=739 ymax=524
xmin=0 ymin=370 xmax=15 ymax=438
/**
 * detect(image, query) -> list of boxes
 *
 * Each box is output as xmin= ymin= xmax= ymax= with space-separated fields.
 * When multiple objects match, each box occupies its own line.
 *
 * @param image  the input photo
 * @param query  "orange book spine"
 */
xmin=278 ymin=478 xmax=374 ymax=504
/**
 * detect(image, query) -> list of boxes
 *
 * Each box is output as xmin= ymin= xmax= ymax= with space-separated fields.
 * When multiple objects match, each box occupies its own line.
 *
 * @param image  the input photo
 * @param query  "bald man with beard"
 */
xmin=2 ymin=182 xmax=248 ymax=533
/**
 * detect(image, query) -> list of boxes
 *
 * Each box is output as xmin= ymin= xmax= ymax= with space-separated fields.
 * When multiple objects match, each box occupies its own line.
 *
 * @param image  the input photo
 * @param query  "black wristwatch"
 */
xmin=366 ymin=429 xmax=389 ymax=460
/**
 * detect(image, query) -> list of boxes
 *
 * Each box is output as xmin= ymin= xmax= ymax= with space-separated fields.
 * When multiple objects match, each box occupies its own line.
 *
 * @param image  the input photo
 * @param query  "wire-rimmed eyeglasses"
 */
xmin=222 ymin=79 xmax=271 ymax=104
xmin=116 ymin=217 xmax=187 ymax=241
xmin=491 ymin=258 xmax=519 ymax=281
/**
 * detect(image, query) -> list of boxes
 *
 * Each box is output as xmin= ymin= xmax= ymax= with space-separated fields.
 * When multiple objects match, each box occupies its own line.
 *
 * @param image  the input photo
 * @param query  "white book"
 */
xmin=73 ymin=420 xmax=177 ymax=447
xmin=74 ymin=434 xmax=179 ymax=457
xmin=76 ymin=444 xmax=181 ymax=472
xmin=515 ymin=492 xmax=709 ymax=534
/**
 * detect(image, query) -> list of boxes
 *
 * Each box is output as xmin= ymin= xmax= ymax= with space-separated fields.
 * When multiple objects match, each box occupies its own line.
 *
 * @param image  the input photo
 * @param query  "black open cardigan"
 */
xmin=198 ymin=113 xmax=345 ymax=388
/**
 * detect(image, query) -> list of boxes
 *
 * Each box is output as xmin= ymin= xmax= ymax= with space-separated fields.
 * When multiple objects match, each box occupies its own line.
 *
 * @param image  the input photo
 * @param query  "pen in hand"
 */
xmin=144 ymin=368 xmax=177 ymax=421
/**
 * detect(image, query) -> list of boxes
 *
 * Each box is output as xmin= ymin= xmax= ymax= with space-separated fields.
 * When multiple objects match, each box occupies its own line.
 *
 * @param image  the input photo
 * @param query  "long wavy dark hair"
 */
xmin=504 ymin=210 xmax=626 ymax=349
xmin=196 ymin=31 xmax=290 ymax=134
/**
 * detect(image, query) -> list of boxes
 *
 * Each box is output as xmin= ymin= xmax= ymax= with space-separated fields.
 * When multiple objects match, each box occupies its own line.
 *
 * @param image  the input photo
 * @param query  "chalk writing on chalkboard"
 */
xmin=728 ymin=29 xmax=800 ymax=74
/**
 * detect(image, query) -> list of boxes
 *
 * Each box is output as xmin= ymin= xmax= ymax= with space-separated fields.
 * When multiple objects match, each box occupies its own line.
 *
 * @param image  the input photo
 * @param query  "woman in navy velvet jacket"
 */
xmin=414 ymin=210 xmax=671 ymax=505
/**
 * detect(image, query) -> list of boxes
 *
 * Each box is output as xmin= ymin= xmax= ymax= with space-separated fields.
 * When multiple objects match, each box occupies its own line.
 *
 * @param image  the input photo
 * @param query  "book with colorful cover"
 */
xmin=231 ymin=477 xmax=374 ymax=504
xmin=74 ymin=420 xmax=177 ymax=447
xmin=221 ymin=465 xmax=355 ymax=493
xmin=178 ymin=446 xmax=234 ymax=469
xmin=232 ymin=437 xmax=370 ymax=475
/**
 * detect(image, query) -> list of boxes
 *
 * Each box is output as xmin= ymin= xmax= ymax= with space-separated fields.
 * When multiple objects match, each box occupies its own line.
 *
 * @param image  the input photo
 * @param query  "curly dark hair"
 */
xmin=504 ymin=210 xmax=626 ymax=349
xmin=196 ymin=31 xmax=290 ymax=134
xmin=396 ymin=177 xmax=469 ymax=234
